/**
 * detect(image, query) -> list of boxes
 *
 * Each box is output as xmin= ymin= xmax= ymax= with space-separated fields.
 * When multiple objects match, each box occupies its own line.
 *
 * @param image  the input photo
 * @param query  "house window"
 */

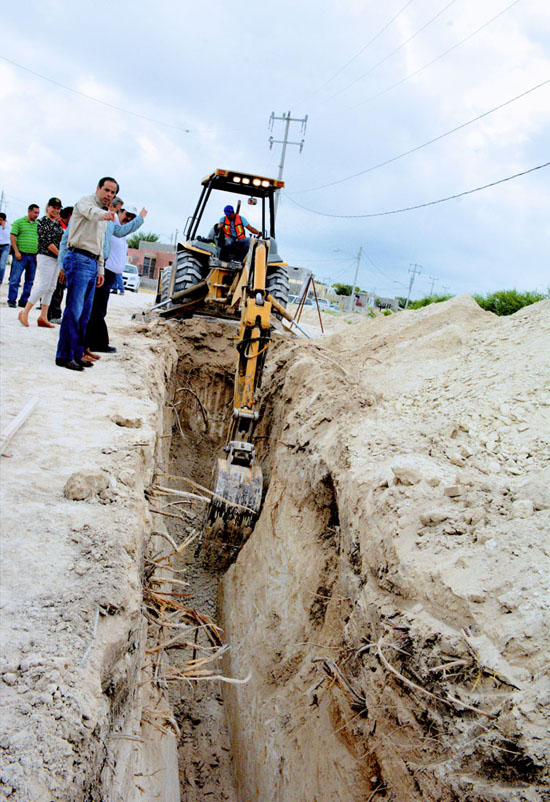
xmin=143 ymin=256 xmax=157 ymax=278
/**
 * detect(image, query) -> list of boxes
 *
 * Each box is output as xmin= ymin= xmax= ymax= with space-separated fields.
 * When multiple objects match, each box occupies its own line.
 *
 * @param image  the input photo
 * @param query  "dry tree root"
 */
xmin=376 ymin=638 xmax=497 ymax=719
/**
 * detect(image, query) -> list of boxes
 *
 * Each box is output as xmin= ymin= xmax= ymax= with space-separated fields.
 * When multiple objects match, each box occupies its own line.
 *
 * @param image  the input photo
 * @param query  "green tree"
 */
xmin=408 ymin=294 xmax=453 ymax=309
xmin=332 ymin=283 xmax=352 ymax=296
xmin=473 ymin=289 xmax=545 ymax=316
xmin=127 ymin=231 xmax=160 ymax=250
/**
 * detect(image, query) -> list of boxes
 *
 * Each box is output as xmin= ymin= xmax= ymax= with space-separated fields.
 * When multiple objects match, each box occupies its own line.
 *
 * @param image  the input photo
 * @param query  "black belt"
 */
xmin=68 ymin=247 xmax=99 ymax=261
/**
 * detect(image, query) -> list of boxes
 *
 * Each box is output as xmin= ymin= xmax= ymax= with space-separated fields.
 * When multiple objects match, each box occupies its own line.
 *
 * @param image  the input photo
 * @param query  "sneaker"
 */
xmin=49 ymin=317 xmax=62 ymax=325
xmin=7 ymin=302 xmax=16 ymax=308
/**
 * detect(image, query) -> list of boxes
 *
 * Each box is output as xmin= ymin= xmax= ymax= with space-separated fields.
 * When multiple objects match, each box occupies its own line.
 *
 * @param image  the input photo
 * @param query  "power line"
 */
xmin=325 ymin=0 xmax=459 ymax=103
xmin=0 ymin=54 xmax=262 ymax=137
xmin=283 ymin=160 xmax=550 ymax=218
xmin=292 ymin=79 xmax=549 ymax=194
xmin=0 ymin=55 xmax=194 ymax=134
xmin=316 ymin=159 xmax=550 ymax=218
xmin=307 ymin=0 xmax=416 ymax=98
xmin=319 ymin=0 xmax=522 ymax=120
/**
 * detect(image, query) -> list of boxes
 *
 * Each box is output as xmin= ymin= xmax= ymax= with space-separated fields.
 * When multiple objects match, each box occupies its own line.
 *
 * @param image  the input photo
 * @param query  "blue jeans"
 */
xmin=56 ymin=251 xmax=98 ymax=362
xmin=8 ymin=252 xmax=37 ymax=305
xmin=111 ymin=273 xmax=124 ymax=294
xmin=224 ymin=236 xmax=250 ymax=262
xmin=0 ymin=244 xmax=9 ymax=283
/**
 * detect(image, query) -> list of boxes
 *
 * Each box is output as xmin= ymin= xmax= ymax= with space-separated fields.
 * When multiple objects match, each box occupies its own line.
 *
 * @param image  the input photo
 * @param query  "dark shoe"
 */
xmin=94 ymin=345 xmax=117 ymax=353
xmin=7 ymin=302 xmax=16 ymax=308
xmin=49 ymin=317 xmax=62 ymax=325
xmin=75 ymin=358 xmax=93 ymax=368
xmin=18 ymin=301 xmax=26 ymax=308
xmin=55 ymin=358 xmax=84 ymax=372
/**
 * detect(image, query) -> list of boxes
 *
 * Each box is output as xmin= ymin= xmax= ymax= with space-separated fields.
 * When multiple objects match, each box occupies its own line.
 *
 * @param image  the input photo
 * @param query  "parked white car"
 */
xmin=122 ymin=263 xmax=140 ymax=292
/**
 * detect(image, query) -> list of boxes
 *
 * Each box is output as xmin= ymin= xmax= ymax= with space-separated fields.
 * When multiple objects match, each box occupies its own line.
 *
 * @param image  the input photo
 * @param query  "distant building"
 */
xmin=127 ymin=243 xmax=176 ymax=280
xmin=350 ymin=291 xmax=399 ymax=311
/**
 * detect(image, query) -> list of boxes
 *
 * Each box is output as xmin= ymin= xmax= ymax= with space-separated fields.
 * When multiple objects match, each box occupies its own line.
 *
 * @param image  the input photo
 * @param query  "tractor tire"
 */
xmin=173 ymin=251 xmax=204 ymax=298
xmin=159 ymin=265 xmax=173 ymax=306
xmin=266 ymin=265 xmax=290 ymax=310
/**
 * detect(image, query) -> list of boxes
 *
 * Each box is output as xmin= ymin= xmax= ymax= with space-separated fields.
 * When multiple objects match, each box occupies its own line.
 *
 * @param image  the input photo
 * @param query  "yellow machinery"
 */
xmin=153 ymin=169 xmax=302 ymax=564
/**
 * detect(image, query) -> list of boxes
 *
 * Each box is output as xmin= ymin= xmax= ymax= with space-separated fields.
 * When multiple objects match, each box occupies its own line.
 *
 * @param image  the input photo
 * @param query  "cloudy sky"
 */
xmin=1 ymin=0 xmax=549 ymax=299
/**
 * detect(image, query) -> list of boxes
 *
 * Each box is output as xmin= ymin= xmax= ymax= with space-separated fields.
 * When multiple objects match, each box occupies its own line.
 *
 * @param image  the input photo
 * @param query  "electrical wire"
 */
xmin=325 ymin=0 xmax=459 ymax=103
xmin=325 ymin=0 xmax=522 ymax=118
xmin=292 ymin=79 xmax=549 ymax=193
xmin=283 ymin=160 xmax=550 ymax=218
xmin=0 ymin=55 xmax=263 ymax=137
xmin=0 ymin=55 xmax=194 ymax=134
xmin=306 ymin=0 xmax=416 ymax=98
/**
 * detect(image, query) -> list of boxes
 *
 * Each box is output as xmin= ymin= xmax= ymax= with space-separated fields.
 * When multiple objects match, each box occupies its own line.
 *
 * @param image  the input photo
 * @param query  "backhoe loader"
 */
xmin=153 ymin=169 xmax=303 ymax=567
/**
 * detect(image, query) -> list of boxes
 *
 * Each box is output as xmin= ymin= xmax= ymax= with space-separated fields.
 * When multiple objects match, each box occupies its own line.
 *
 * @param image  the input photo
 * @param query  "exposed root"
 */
xmin=376 ymin=638 xmax=497 ymax=719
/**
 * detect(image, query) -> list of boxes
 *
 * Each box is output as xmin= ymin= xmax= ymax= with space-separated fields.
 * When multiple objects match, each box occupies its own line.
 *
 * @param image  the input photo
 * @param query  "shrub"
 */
xmin=473 ymin=289 xmax=546 ymax=316
xmin=408 ymin=294 xmax=453 ymax=310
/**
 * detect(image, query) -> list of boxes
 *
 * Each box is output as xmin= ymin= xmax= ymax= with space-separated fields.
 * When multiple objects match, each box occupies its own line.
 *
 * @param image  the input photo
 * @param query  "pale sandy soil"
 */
xmin=1 ymin=285 xmax=549 ymax=802
xmin=0 ymin=284 xmax=180 ymax=801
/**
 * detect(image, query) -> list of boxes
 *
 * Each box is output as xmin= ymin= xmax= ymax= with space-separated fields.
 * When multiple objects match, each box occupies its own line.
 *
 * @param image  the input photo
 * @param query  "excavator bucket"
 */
xmin=201 ymin=454 xmax=263 ymax=571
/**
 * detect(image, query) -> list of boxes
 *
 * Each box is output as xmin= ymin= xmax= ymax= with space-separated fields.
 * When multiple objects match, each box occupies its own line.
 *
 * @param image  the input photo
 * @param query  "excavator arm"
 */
xmin=202 ymin=239 xmax=274 ymax=567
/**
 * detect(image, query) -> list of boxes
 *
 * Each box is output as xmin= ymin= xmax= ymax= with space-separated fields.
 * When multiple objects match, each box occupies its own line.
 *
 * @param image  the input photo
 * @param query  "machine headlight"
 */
xmin=233 ymin=176 xmax=241 ymax=183
xmin=242 ymin=178 xmax=250 ymax=184
xmin=261 ymin=180 xmax=270 ymax=187
xmin=253 ymin=178 xmax=261 ymax=186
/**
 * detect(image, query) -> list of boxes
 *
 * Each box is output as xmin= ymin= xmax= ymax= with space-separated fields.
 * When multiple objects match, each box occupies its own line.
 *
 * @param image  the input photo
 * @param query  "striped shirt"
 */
xmin=10 ymin=217 xmax=39 ymax=254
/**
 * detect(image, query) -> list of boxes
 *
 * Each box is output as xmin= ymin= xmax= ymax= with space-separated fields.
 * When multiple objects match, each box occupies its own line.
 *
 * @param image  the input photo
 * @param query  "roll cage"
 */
xmin=184 ymin=169 xmax=284 ymax=243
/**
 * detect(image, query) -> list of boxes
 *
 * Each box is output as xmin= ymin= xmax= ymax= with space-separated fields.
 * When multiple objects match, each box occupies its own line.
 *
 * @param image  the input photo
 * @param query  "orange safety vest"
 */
xmin=224 ymin=214 xmax=246 ymax=240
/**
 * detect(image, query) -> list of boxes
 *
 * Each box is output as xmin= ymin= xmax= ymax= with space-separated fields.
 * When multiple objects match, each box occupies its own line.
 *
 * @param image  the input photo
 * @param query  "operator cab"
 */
xmin=182 ymin=169 xmax=286 ymax=267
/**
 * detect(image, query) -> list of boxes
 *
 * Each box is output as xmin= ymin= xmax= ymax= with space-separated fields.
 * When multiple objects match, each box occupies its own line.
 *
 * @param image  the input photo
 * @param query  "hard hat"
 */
xmin=224 ymin=205 xmax=234 ymax=214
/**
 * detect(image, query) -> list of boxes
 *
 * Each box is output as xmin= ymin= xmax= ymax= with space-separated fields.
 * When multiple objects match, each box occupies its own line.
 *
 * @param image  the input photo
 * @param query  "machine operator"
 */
xmin=217 ymin=204 xmax=259 ymax=263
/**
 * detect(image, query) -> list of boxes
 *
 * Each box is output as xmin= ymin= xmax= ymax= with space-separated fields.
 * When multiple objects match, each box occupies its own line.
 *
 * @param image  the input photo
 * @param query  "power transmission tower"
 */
xmin=405 ymin=263 xmax=422 ymax=308
xmin=428 ymin=275 xmax=439 ymax=296
xmin=269 ymin=111 xmax=308 ymax=216
xmin=348 ymin=246 xmax=362 ymax=313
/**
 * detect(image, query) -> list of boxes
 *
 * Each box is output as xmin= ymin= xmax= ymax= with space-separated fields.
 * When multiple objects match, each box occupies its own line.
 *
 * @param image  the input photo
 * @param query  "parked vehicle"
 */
xmin=122 ymin=264 xmax=140 ymax=292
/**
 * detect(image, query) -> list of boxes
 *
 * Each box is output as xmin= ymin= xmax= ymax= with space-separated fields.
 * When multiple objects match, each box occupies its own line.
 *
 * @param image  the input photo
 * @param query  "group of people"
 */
xmin=2 ymin=177 xmax=147 ymax=371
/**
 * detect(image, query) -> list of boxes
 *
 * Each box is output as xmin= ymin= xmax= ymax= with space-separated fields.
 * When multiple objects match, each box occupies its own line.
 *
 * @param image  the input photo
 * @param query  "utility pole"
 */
xmin=269 ymin=111 xmax=308 ymax=217
xmin=348 ymin=246 xmax=362 ymax=313
xmin=0 ymin=191 xmax=5 ymax=214
xmin=428 ymin=275 xmax=439 ymax=296
xmin=442 ymin=284 xmax=450 ymax=295
xmin=405 ymin=263 xmax=422 ymax=308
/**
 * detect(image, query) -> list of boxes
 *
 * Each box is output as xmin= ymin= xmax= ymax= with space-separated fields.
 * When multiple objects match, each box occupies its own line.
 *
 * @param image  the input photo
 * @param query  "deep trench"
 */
xmin=158 ymin=324 xmax=265 ymax=801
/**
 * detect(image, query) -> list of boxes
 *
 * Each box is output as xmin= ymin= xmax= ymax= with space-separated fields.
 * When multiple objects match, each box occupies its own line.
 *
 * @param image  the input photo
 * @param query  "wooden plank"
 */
xmin=0 ymin=397 xmax=39 ymax=456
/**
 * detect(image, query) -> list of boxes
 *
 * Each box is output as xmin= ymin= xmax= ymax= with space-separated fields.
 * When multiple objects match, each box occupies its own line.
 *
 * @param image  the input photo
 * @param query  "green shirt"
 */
xmin=11 ymin=217 xmax=39 ymax=254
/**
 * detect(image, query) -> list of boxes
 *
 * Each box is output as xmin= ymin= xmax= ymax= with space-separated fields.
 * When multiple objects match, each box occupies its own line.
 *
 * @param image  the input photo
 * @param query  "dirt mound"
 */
xmin=1 ymin=289 xmax=548 ymax=801
xmin=221 ymin=297 xmax=550 ymax=801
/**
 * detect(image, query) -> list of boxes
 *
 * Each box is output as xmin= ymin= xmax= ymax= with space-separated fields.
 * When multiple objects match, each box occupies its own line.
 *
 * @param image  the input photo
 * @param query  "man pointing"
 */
xmin=55 ymin=176 xmax=118 ymax=371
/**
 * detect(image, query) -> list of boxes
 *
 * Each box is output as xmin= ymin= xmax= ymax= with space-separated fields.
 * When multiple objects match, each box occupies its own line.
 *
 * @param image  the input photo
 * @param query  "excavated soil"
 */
xmin=1 ymin=290 xmax=549 ymax=802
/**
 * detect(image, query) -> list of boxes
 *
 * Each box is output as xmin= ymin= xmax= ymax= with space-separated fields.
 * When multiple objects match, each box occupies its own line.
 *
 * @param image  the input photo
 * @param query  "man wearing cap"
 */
xmin=18 ymin=198 xmax=64 ymax=327
xmin=217 ymin=205 xmax=259 ymax=263
xmin=55 ymin=176 xmax=117 ymax=372
xmin=83 ymin=202 xmax=147 ymax=358
xmin=8 ymin=204 xmax=40 ymax=308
